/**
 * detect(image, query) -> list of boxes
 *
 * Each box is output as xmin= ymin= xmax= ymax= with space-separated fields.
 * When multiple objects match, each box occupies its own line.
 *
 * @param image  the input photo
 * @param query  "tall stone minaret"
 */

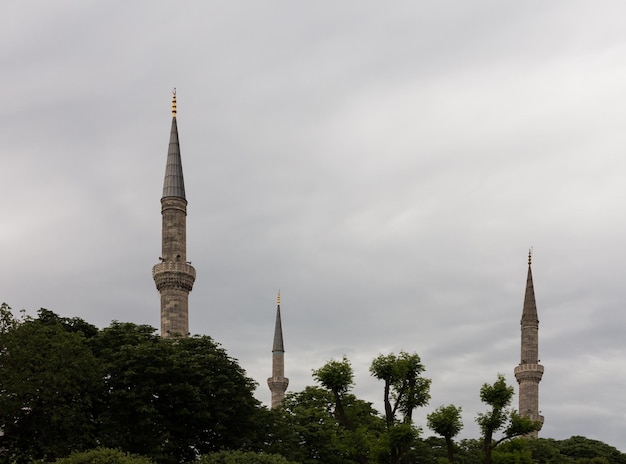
xmin=152 ymin=90 xmax=196 ymax=338
xmin=267 ymin=291 xmax=288 ymax=409
xmin=514 ymin=251 xmax=544 ymax=435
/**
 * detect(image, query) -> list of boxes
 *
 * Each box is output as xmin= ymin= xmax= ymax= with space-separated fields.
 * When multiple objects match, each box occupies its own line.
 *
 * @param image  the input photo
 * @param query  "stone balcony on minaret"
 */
xmin=152 ymin=262 xmax=196 ymax=292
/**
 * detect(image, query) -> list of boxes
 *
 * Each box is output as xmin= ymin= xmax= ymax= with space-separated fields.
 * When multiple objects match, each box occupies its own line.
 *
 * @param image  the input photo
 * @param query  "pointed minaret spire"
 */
xmin=268 ymin=291 xmax=289 ymax=409
xmin=162 ymin=88 xmax=186 ymax=199
xmin=514 ymin=249 xmax=544 ymax=435
xmin=153 ymin=90 xmax=196 ymax=338
xmin=521 ymin=249 xmax=539 ymax=360
xmin=272 ymin=290 xmax=285 ymax=352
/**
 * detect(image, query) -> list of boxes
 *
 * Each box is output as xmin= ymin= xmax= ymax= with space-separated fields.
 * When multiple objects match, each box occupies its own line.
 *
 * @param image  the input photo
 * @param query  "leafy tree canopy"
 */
xmin=197 ymin=450 xmax=297 ymax=464
xmin=0 ymin=308 xmax=100 ymax=463
xmin=267 ymin=386 xmax=384 ymax=464
xmin=370 ymin=351 xmax=431 ymax=425
xmin=312 ymin=356 xmax=354 ymax=395
xmin=476 ymin=374 xmax=540 ymax=464
xmin=51 ymin=448 xmax=155 ymax=464
xmin=427 ymin=404 xmax=463 ymax=463
xmin=0 ymin=307 xmax=262 ymax=464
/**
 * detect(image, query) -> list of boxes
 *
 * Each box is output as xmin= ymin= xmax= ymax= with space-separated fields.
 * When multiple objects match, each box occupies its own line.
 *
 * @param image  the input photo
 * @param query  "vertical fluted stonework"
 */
xmin=153 ymin=91 xmax=195 ymax=338
xmin=268 ymin=292 xmax=288 ymax=408
xmin=514 ymin=252 xmax=544 ymax=435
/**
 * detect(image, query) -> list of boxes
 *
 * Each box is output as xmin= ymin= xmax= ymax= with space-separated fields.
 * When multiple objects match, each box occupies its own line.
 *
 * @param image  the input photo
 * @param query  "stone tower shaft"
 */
xmin=152 ymin=91 xmax=196 ymax=338
xmin=514 ymin=252 xmax=544 ymax=433
xmin=268 ymin=291 xmax=288 ymax=409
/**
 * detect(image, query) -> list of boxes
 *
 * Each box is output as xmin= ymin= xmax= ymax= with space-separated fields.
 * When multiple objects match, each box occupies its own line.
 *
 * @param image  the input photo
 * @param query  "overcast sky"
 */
xmin=2 ymin=0 xmax=626 ymax=451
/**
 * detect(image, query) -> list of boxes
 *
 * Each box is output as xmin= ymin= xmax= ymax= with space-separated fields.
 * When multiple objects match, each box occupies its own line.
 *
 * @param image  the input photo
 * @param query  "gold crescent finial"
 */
xmin=171 ymin=88 xmax=177 ymax=117
xmin=277 ymin=290 xmax=281 ymax=306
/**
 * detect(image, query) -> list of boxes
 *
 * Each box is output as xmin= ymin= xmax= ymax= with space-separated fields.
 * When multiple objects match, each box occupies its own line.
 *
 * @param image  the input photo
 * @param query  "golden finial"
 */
xmin=171 ymin=88 xmax=177 ymax=117
xmin=528 ymin=248 xmax=533 ymax=266
xmin=277 ymin=290 xmax=281 ymax=306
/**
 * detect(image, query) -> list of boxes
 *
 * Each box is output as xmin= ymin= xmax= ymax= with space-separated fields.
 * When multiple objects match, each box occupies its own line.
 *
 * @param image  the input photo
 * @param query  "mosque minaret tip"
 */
xmin=268 ymin=291 xmax=289 ymax=409
xmin=514 ymin=250 xmax=544 ymax=435
xmin=152 ymin=90 xmax=196 ymax=338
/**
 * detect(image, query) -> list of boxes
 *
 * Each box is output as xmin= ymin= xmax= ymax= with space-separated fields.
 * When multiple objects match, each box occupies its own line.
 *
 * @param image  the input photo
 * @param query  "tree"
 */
xmin=1 ymin=307 xmax=266 ymax=464
xmin=272 ymin=386 xmax=345 ymax=464
xmin=456 ymin=439 xmax=484 ymax=464
xmin=475 ymin=374 xmax=540 ymax=464
xmin=491 ymin=439 xmax=533 ymax=464
xmin=521 ymin=438 xmax=562 ymax=464
xmin=0 ymin=309 xmax=100 ymax=463
xmin=555 ymin=436 xmax=626 ymax=464
xmin=267 ymin=386 xmax=384 ymax=464
xmin=0 ymin=303 xmax=17 ymax=335
xmin=370 ymin=351 xmax=431 ymax=426
xmin=53 ymin=448 xmax=155 ymax=464
xmin=369 ymin=351 xmax=431 ymax=464
xmin=312 ymin=356 xmax=354 ymax=429
xmin=427 ymin=404 xmax=463 ymax=463
xmin=91 ymin=322 xmax=262 ymax=464
xmin=197 ymin=450 xmax=297 ymax=464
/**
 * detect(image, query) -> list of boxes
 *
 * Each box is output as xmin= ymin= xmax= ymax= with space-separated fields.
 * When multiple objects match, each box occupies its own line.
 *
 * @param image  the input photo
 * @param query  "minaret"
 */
xmin=267 ymin=291 xmax=289 ymax=409
xmin=152 ymin=90 xmax=196 ymax=338
xmin=514 ymin=251 xmax=544 ymax=435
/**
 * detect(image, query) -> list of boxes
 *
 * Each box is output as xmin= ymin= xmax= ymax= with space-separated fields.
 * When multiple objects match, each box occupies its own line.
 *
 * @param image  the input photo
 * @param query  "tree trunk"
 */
xmin=445 ymin=436 xmax=454 ymax=463
xmin=383 ymin=381 xmax=393 ymax=426
xmin=332 ymin=390 xmax=350 ymax=429
xmin=483 ymin=431 xmax=493 ymax=464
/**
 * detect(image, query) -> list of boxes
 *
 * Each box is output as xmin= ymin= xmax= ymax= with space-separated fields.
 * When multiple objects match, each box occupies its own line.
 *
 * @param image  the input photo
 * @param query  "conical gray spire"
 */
xmin=272 ymin=291 xmax=284 ymax=352
xmin=162 ymin=91 xmax=186 ymax=199
xmin=521 ymin=251 xmax=539 ymax=325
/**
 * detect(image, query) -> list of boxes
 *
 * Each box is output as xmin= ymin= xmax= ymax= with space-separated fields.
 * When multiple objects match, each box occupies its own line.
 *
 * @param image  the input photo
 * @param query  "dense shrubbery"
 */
xmin=197 ymin=450 xmax=297 ymax=464
xmin=52 ymin=448 xmax=155 ymax=464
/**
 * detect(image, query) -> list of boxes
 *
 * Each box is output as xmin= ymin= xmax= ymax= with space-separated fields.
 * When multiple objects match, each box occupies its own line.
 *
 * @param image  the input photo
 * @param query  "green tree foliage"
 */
xmin=0 ymin=308 xmax=100 ymax=463
xmin=475 ymin=374 xmax=541 ymax=464
xmin=370 ymin=351 xmax=431 ymax=425
xmin=52 ymin=448 xmax=155 ymax=464
xmin=520 ymin=438 xmax=561 ymax=464
xmin=0 ymin=303 xmax=18 ymax=334
xmin=0 ymin=308 xmax=262 ymax=464
xmin=312 ymin=356 xmax=354 ymax=428
xmin=91 ymin=322 xmax=261 ymax=464
xmin=427 ymin=404 xmax=463 ymax=463
xmin=374 ymin=421 xmax=421 ymax=464
xmin=34 ymin=307 xmax=99 ymax=338
xmin=369 ymin=351 xmax=431 ymax=464
xmin=491 ymin=439 xmax=533 ymax=464
xmin=455 ymin=439 xmax=484 ymax=464
xmin=555 ymin=436 xmax=626 ymax=464
xmin=268 ymin=385 xmax=384 ymax=464
xmin=197 ymin=450 xmax=297 ymax=464
xmin=486 ymin=437 xmax=626 ymax=464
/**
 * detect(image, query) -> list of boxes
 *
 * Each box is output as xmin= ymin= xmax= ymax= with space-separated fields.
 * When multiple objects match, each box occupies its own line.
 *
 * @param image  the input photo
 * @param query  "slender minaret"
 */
xmin=152 ymin=90 xmax=196 ymax=338
xmin=514 ymin=251 xmax=544 ymax=435
xmin=267 ymin=291 xmax=288 ymax=409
